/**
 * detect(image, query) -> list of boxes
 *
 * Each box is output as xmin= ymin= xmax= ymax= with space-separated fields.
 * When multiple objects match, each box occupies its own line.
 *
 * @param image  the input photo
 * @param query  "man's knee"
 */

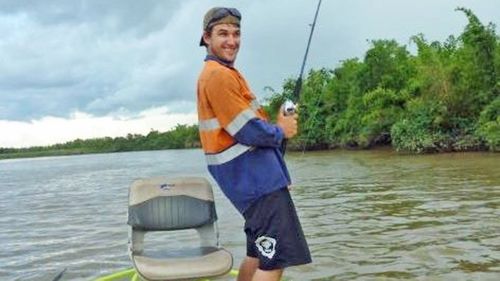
xmin=238 ymin=256 xmax=260 ymax=281
xmin=251 ymin=268 xmax=284 ymax=281
xmin=242 ymin=256 xmax=259 ymax=267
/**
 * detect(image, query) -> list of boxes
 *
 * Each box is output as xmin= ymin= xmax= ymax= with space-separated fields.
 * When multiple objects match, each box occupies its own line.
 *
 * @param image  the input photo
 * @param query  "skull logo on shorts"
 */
xmin=255 ymin=236 xmax=277 ymax=259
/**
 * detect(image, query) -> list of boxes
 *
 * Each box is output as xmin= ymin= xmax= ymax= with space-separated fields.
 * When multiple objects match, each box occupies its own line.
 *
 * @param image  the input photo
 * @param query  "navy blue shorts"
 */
xmin=243 ymin=187 xmax=312 ymax=270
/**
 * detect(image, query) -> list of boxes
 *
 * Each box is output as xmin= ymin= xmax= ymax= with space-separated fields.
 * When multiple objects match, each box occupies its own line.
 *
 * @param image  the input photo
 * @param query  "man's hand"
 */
xmin=276 ymin=109 xmax=298 ymax=139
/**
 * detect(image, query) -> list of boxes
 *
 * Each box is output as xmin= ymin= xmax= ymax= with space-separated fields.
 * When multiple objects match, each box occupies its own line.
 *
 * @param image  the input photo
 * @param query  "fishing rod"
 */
xmin=282 ymin=0 xmax=322 ymax=153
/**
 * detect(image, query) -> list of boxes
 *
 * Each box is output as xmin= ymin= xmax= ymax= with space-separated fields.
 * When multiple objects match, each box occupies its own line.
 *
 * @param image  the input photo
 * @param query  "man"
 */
xmin=196 ymin=7 xmax=311 ymax=281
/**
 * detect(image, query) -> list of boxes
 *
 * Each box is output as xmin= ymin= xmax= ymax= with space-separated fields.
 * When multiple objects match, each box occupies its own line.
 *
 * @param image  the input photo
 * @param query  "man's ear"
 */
xmin=202 ymin=31 xmax=210 ymax=46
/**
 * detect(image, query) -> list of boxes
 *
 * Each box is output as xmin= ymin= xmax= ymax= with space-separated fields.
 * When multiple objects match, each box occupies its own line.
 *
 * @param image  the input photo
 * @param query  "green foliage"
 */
xmin=449 ymin=8 xmax=497 ymax=118
xmin=359 ymin=39 xmax=415 ymax=93
xmin=332 ymin=95 xmax=365 ymax=147
xmin=296 ymin=68 xmax=333 ymax=149
xmin=359 ymin=87 xmax=405 ymax=147
xmin=476 ymin=96 xmax=500 ymax=151
xmin=391 ymin=98 xmax=447 ymax=153
xmin=264 ymin=78 xmax=296 ymax=122
xmin=325 ymin=59 xmax=363 ymax=147
xmin=496 ymin=39 xmax=500 ymax=77
xmin=410 ymin=34 xmax=455 ymax=102
xmin=266 ymin=8 xmax=498 ymax=153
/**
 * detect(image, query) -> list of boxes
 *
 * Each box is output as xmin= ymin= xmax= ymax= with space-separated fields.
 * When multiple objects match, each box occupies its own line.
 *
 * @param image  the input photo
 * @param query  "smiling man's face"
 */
xmin=203 ymin=23 xmax=241 ymax=64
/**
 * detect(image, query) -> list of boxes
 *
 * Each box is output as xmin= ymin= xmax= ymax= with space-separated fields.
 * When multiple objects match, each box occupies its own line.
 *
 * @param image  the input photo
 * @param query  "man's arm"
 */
xmin=205 ymin=69 xmax=297 ymax=148
xmin=234 ymin=110 xmax=298 ymax=148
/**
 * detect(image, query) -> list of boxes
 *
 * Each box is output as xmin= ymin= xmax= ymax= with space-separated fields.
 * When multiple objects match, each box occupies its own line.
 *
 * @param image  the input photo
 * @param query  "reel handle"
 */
xmin=283 ymin=100 xmax=297 ymax=116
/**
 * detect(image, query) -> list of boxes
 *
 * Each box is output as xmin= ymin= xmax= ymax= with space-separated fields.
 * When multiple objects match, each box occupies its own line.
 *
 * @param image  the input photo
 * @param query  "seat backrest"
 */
xmin=127 ymin=177 xmax=217 ymax=231
xmin=127 ymin=177 xmax=233 ymax=281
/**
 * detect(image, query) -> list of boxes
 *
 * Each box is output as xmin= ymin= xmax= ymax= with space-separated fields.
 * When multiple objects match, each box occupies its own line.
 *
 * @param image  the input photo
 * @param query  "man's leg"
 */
xmin=237 ymin=256 xmax=259 ymax=281
xmin=251 ymin=268 xmax=283 ymax=281
xmin=237 ymin=256 xmax=283 ymax=281
xmin=242 ymin=188 xmax=311 ymax=281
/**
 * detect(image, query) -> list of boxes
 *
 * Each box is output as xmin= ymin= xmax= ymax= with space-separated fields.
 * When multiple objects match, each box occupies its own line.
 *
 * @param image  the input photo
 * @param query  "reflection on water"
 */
xmin=0 ymin=150 xmax=499 ymax=280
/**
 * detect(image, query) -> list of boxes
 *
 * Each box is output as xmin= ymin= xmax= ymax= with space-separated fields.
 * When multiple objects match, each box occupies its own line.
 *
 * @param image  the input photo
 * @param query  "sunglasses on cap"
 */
xmin=206 ymin=8 xmax=242 ymax=30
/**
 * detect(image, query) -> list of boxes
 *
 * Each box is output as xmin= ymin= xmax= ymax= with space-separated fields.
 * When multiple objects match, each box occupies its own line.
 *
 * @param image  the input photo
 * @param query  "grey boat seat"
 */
xmin=127 ymin=177 xmax=233 ymax=281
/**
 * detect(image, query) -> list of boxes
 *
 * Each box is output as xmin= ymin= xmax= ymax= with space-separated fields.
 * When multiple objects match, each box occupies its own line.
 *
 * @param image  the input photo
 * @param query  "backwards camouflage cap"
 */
xmin=199 ymin=7 xmax=241 ymax=46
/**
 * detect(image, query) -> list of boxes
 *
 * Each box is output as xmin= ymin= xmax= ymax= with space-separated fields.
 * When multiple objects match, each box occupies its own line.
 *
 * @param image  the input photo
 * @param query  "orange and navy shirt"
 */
xmin=197 ymin=55 xmax=291 ymax=214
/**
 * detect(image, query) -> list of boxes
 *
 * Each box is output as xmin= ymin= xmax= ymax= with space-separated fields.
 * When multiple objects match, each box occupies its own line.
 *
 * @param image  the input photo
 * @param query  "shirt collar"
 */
xmin=204 ymin=55 xmax=235 ymax=69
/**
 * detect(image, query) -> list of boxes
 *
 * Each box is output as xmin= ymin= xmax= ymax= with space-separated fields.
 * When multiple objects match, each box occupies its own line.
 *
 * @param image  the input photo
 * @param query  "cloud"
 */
xmin=0 ymin=106 xmax=197 ymax=148
xmin=0 ymin=0 xmax=498 ymax=147
xmin=0 ymin=1 xmax=201 ymax=121
xmin=0 ymin=0 xmax=182 ymax=34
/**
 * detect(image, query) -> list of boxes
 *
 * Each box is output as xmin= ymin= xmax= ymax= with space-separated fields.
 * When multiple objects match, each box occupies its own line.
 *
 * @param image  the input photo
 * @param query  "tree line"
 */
xmin=0 ymin=124 xmax=199 ymax=159
xmin=1 ymin=8 xmax=498 ymax=160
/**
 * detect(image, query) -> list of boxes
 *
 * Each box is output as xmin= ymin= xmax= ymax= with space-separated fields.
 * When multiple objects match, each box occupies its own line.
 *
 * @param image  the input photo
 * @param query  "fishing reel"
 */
xmin=283 ymin=100 xmax=297 ymax=116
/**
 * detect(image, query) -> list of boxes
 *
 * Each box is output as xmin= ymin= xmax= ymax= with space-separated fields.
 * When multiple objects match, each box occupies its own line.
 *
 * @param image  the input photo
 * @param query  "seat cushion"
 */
xmin=132 ymin=248 xmax=233 ymax=281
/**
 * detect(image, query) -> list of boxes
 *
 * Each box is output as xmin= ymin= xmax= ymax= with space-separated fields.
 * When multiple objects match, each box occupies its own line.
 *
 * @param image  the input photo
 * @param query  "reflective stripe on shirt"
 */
xmin=199 ymin=99 xmax=260 ymax=134
xmin=250 ymin=99 xmax=261 ymax=111
xmin=205 ymin=143 xmax=253 ymax=165
xmin=226 ymin=108 xmax=257 ymax=136
xmin=199 ymin=118 xmax=220 ymax=131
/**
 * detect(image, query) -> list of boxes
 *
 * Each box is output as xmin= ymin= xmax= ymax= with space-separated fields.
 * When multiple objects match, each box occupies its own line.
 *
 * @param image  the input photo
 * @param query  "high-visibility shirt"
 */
xmin=197 ymin=55 xmax=291 ymax=214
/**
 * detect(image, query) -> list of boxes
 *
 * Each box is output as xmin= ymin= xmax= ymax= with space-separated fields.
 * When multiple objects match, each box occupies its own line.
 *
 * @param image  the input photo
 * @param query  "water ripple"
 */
xmin=1 ymin=150 xmax=499 ymax=280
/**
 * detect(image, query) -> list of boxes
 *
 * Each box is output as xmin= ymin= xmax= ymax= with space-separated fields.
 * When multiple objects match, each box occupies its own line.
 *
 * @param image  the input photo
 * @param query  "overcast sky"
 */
xmin=0 ymin=0 xmax=498 ymax=148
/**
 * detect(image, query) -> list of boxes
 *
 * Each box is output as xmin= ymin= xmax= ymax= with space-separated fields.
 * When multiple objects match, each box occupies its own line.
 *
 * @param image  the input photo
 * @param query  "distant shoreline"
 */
xmin=1 ymin=144 xmax=497 ymax=161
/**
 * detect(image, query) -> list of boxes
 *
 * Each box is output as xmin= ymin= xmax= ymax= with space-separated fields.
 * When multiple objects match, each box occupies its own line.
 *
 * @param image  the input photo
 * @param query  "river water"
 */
xmin=0 ymin=149 xmax=498 ymax=280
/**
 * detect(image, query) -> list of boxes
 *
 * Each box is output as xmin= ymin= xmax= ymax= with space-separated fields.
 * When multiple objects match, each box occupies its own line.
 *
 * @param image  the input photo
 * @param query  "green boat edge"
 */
xmin=94 ymin=268 xmax=240 ymax=281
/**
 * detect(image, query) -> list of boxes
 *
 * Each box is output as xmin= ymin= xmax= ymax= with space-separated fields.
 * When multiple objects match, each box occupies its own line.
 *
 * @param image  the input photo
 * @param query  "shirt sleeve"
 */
xmin=205 ymin=68 xmax=284 ymax=147
xmin=234 ymin=119 xmax=284 ymax=148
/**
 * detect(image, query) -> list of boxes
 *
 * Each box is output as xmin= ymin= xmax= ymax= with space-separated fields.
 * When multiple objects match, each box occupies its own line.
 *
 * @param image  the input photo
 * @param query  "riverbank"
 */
xmin=0 ymin=148 xmax=92 ymax=160
xmin=1 ymin=143 xmax=497 ymax=161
